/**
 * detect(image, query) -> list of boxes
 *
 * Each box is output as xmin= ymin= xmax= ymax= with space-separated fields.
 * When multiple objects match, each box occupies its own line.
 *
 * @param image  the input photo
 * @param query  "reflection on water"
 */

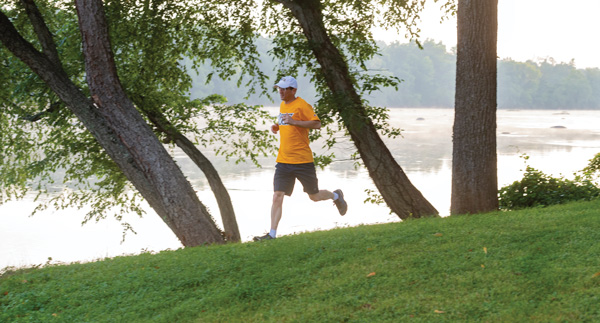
xmin=2 ymin=109 xmax=599 ymax=269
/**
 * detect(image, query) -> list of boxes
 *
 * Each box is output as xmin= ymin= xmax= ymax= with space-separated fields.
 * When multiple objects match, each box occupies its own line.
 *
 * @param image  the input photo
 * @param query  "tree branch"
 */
xmin=0 ymin=9 xmax=70 ymax=83
xmin=143 ymin=104 xmax=241 ymax=242
xmin=19 ymin=0 xmax=62 ymax=68
xmin=22 ymin=101 xmax=62 ymax=122
xmin=0 ymin=7 xmax=169 ymax=221
xmin=272 ymin=0 xmax=293 ymax=6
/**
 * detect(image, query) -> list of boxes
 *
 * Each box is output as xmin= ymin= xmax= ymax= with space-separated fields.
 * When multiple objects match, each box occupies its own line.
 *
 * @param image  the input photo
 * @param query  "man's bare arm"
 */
xmin=291 ymin=119 xmax=321 ymax=129
xmin=281 ymin=114 xmax=321 ymax=129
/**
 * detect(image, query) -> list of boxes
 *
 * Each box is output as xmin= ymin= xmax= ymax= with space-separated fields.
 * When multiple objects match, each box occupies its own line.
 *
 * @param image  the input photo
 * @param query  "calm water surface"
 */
xmin=2 ymin=108 xmax=599 ymax=269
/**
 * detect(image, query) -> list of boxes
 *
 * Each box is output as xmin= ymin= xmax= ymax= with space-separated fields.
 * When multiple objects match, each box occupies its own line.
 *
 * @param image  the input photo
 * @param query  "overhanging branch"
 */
xmin=20 ymin=0 xmax=62 ymax=68
xmin=21 ymin=101 xmax=62 ymax=122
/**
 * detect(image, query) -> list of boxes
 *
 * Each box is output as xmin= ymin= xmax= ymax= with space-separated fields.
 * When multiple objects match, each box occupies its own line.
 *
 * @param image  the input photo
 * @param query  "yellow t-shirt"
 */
xmin=276 ymin=97 xmax=320 ymax=164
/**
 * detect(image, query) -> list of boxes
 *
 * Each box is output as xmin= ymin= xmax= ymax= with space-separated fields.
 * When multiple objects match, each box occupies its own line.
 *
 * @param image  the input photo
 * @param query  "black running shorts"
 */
xmin=273 ymin=162 xmax=319 ymax=196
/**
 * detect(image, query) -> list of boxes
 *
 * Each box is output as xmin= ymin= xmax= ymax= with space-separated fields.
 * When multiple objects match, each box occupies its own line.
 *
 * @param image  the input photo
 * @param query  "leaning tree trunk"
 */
xmin=128 ymin=0 xmax=239 ymax=242
xmin=278 ymin=0 xmax=438 ymax=219
xmin=74 ymin=0 xmax=225 ymax=244
xmin=128 ymin=0 xmax=240 ymax=242
xmin=143 ymin=107 xmax=241 ymax=242
xmin=0 ymin=1 xmax=225 ymax=245
xmin=451 ymin=0 xmax=499 ymax=215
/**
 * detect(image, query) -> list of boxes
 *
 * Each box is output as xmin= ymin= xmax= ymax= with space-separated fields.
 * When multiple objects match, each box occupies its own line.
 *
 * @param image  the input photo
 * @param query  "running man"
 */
xmin=253 ymin=76 xmax=348 ymax=241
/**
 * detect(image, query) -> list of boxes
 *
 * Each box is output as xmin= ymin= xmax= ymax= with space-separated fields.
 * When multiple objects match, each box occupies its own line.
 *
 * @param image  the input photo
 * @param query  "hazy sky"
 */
xmin=375 ymin=0 xmax=600 ymax=69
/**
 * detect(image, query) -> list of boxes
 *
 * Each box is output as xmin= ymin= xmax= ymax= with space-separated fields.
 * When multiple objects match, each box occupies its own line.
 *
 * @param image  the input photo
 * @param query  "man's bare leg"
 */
xmin=309 ymin=189 xmax=348 ymax=215
xmin=254 ymin=191 xmax=286 ymax=241
xmin=308 ymin=190 xmax=334 ymax=202
xmin=270 ymin=191 xmax=286 ymax=233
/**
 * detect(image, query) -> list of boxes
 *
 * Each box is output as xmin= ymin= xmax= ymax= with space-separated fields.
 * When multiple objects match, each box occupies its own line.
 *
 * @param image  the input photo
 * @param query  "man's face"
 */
xmin=277 ymin=86 xmax=296 ymax=101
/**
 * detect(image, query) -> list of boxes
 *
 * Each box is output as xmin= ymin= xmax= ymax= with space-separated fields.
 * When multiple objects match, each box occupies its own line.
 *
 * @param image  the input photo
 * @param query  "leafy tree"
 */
xmin=451 ymin=0 xmax=498 ymax=215
xmin=368 ymin=41 xmax=429 ymax=107
xmin=253 ymin=0 xmax=443 ymax=219
xmin=185 ymin=37 xmax=600 ymax=110
xmin=374 ymin=39 xmax=456 ymax=107
xmin=497 ymin=58 xmax=600 ymax=110
xmin=498 ymin=59 xmax=541 ymax=109
xmin=535 ymin=60 xmax=576 ymax=109
xmin=102 ymin=0 xmax=280 ymax=242
xmin=1 ymin=0 xmax=220 ymax=244
xmin=562 ymin=68 xmax=593 ymax=109
xmin=0 ymin=0 xmax=277 ymax=244
xmin=583 ymin=68 xmax=600 ymax=108
xmin=191 ymin=38 xmax=458 ymax=108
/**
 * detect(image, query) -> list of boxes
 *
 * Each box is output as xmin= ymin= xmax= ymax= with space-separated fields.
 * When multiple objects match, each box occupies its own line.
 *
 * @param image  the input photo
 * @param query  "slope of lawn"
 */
xmin=2 ymin=199 xmax=600 ymax=322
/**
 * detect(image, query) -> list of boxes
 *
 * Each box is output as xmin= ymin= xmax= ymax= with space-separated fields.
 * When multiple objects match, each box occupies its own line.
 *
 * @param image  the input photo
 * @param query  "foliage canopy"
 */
xmin=0 ymin=0 xmax=277 ymax=229
xmin=1 ymin=0 xmax=452 ymax=214
xmin=191 ymin=40 xmax=600 ymax=110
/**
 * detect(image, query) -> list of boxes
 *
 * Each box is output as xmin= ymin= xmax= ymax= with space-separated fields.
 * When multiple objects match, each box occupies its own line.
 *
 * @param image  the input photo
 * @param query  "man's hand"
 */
xmin=276 ymin=114 xmax=321 ymax=130
xmin=271 ymin=124 xmax=280 ymax=134
xmin=281 ymin=113 xmax=295 ymax=125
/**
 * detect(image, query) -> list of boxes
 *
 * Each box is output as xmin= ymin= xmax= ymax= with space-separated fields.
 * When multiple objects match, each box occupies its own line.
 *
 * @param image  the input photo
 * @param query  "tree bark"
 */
xmin=451 ymin=0 xmax=499 ymax=214
xmin=0 ymin=3 xmax=225 ymax=245
xmin=19 ymin=0 xmax=61 ymax=67
xmin=74 ymin=0 xmax=225 ymax=244
xmin=143 ymin=106 xmax=241 ymax=242
xmin=129 ymin=0 xmax=240 ymax=242
xmin=277 ymin=0 xmax=438 ymax=219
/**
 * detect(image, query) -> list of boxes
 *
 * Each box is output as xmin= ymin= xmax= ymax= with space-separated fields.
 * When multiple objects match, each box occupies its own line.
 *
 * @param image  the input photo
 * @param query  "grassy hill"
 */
xmin=2 ymin=200 xmax=600 ymax=322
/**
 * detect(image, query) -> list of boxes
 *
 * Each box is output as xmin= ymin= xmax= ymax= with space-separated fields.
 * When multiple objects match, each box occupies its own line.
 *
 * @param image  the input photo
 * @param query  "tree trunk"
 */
xmin=451 ymin=0 xmax=499 ymax=215
xmin=143 ymin=107 xmax=241 ymax=242
xmin=278 ymin=0 xmax=438 ymax=219
xmin=129 ymin=0 xmax=240 ymax=242
xmin=0 ymin=2 xmax=225 ymax=245
xmin=74 ymin=0 xmax=225 ymax=244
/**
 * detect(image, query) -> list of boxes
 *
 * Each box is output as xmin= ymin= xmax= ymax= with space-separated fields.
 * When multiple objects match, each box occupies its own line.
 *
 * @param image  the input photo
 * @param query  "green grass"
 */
xmin=2 ymin=200 xmax=600 ymax=322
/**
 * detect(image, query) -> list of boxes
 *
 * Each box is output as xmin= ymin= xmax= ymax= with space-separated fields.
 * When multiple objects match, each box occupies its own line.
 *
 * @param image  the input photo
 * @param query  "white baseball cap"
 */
xmin=275 ymin=76 xmax=298 ymax=89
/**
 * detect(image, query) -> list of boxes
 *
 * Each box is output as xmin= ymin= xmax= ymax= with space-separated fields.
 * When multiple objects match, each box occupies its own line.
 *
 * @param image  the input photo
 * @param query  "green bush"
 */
xmin=582 ymin=152 xmax=600 ymax=175
xmin=498 ymin=153 xmax=600 ymax=210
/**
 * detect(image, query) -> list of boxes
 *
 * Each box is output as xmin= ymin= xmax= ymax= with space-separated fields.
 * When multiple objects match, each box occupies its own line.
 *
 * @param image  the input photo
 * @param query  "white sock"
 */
xmin=333 ymin=192 xmax=339 ymax=200
xmin=269 ymin=229 xmax=277 ymax=238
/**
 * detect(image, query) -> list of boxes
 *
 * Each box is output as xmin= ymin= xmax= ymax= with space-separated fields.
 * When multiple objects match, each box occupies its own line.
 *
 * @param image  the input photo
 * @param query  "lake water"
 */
xmin=2 ymin=108 xmax=600 ymax=270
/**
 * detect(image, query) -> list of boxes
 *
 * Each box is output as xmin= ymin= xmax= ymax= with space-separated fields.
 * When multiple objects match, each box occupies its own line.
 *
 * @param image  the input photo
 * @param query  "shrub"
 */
xmin=498 ymin=153 xmax=600 ymax=210
xmin=581 ymin=152 xmax=600 ymax=178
